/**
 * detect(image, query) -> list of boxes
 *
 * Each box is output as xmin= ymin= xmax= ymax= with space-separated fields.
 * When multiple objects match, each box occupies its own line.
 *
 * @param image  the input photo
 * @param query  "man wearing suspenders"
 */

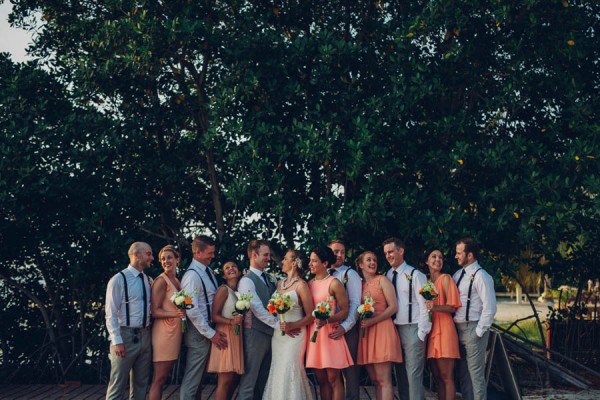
xmin=179 ymin=235 xmax=227 ymax=400
xmin=383 ymin=237 xmax=431 ymax=400
xmin=327 ymin=239 xmax=362 ymax=400
xmin=453 ymin=237 xmax=497 ymax=400
xmin=105 ymin=242 xmax=153 ymax=400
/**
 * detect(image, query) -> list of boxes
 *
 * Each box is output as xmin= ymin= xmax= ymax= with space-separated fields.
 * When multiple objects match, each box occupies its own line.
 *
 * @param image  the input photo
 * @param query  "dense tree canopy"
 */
xmin=1 ymin=0 xmax=598 ymax=383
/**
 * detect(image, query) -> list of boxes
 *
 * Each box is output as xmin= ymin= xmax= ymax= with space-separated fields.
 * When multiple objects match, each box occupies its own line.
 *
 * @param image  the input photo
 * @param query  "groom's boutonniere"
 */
xmin=405 ymin=273 xmax=413 ymax=281
xmin=470 ymin=273 xmax=476 ymax=281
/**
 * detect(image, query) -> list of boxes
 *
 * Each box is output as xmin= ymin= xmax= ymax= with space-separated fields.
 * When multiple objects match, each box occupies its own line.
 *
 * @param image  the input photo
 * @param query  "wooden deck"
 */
xmin=0 ymin=383 xmax=384 ymax=399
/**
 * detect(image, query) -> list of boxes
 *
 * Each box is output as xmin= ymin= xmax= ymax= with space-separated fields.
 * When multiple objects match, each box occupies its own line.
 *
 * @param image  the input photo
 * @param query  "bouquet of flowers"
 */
xmin=233 ymin=292 xmax=253 ymax=335
xmin=170 ymin=289 xmax=194 ymax=332
xmin=311 ymin=296 xmax=334 ymax=342
xmin=418 ymin=281 xmax=439 ymax=322
xmin=357 ymin=296 xmax=375 ymax=338
xmin=267 ymin=292 xmax=294 ymax=336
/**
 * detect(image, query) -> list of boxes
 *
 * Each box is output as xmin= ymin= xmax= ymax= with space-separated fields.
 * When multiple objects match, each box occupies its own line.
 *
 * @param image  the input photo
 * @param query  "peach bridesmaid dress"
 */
xmin=357 ymin=275 xmax=403 ymax=364
xmin=427 ymin=274 xmax=461 ymax=359
xmin=207 ymin=286 xmax=244 ymax=374
xmin=305 ymin=275 xmax=354 ymax=369
xmin=151 ymin=274 xmax=182 ymax=362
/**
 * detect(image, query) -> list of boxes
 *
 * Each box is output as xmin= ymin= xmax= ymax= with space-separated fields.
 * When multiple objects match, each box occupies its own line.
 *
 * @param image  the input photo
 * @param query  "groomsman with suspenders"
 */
xmin=105 ymin=242 xmax=153 ymax=400
xmin=383 ymin=237 xmax=431 ymax=400
xmin=179 ymin=235 xmax=228 ymax=400
xmin=453 ymin=238 xmax=497 ymax=400
xmin=237 ymin=239 xmax=279 ymax=400
xmin=327 ymin=239 xmax=362 ymax=400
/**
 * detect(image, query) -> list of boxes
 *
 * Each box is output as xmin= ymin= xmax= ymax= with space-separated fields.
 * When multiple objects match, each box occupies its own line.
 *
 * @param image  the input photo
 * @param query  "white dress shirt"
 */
xmin=181 ymin=259 xmax=218 ymax=339
xmin=105 ymin=265 xmax=151 ymax=345
xmin=386 ymin=261 xmax=431 ymax=341
xmin=329 ymin=265 xmax=362 ymax=332
xmin=453 ymin=261 xmax=497 ymax=337
xmin=238 ymin=267 xmax=278 ymax=329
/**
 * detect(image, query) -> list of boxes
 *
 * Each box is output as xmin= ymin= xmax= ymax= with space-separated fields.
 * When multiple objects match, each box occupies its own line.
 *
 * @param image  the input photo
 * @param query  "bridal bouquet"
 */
xmin=170 ymin=289 xmax=194 ymax=332
xmin=418 ymin=281 xmax=439 ymax=322
xmin=357 ymin=296 xmax=375 ymax=338
xmin=310 ymin=296 xmax=334 ymax=342
xmin=233 ymin=292 xmax=253 ymax=335
xmin=267 ymin=292 xmax=294 ymax=336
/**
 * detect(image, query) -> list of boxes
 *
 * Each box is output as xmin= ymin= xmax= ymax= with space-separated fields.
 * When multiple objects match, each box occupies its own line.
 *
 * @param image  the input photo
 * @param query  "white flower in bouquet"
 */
xmin=236 ymin=299 xmax=251 ymax=310
xmin=233 ymin=292 xmax=254 ymax=335
xmin=174 ymin=295 xmax=186 ymax=306
xmin=171 ymin=289 xmax=194 ymax=332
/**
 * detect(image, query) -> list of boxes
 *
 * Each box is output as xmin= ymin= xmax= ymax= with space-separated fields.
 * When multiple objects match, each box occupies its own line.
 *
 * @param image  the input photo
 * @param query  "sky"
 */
xmin=0 ymin=2 xmax=34 ymax=62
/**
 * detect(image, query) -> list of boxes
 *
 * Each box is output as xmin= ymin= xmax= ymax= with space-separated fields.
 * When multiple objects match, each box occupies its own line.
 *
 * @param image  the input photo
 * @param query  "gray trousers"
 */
xmin=394 ymin=324 xmax=425 ymax=400
xmin=456 ymin=322 xmax=489 ymax=400
xmin=238 ymin=328 xmax=272 ymax=400
xmin=179 ymin=325 xmax=211 ymax=400
xmin=106 ymin=327 xmax=152 ymax=400
xmin=343 ymin=325 xmax=360 ymax=400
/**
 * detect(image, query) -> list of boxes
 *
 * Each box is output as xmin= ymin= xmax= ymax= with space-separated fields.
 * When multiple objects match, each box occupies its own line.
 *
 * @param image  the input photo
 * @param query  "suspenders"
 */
xmin=189 ymin=268 xmax=212 ymax=323
xmin=407 ymin=268 xmax=416 ymax=323
xmin=456 ymin=267 xmax=482 ymax=321
xmin=119 ymin=271 xmax=148 ymax=327
xmin=119 ymin=272 xmax=130 ymax=326
xmin=389 ymin=267 xmax=417 ymax=323
xmin=342 ymin=269 xmax=349 ymax=287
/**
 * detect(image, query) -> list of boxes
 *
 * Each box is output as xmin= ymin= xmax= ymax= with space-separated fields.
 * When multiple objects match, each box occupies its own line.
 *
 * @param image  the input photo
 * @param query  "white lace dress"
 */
xmin=262 ymin=290 xmax=314 ymax=400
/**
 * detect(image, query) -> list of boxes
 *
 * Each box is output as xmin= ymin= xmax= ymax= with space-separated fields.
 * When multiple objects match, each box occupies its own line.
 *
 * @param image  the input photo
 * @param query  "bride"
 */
xmin=263 ymin=249 xmax=315 ymax=400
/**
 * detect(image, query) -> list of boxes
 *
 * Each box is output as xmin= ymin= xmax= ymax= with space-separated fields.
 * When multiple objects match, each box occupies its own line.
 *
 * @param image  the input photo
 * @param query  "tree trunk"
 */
xmin=0 ymin=272 xmax=64 ymax=375
xmin=206 ymin=146 xmax=225 ymax=241
xmin=513 ymin=274 xmax=546 ymax=348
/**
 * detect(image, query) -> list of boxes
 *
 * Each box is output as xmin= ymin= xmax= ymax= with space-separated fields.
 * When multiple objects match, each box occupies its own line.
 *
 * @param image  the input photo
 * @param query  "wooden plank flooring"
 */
xmin=0 ymin=384 xmax=381 ymax=399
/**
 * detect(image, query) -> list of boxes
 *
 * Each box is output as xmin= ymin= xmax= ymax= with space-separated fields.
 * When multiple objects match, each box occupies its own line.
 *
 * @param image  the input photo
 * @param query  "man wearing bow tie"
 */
xmin=383 ymin=237 xmax=431 ymax=400
xmin=238 ymin=239 xmax=279 ymax=400
xmin=180 ymin=235 xmax=227 ymax=400
xmin=328 ymin=239 xmax=362 ymax=400
xmin=105 ymin=242 xmax=153 ymax=400
xmin=453 ymin=238 xmax=496 ymax=400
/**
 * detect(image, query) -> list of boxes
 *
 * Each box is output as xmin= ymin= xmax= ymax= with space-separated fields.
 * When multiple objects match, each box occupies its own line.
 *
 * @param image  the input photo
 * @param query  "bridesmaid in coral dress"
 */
xmin=306 ymin=246 xmax=354 ymax=400
xmin=148 ymin=245 xmax=186 ymax=400
xmin=423 ymin=249 xmax=461 ymax=400
xmin=356 ymin=251 xmax=402 ymax=400
xmin=207 ymin=261 xmax=244 ymax=400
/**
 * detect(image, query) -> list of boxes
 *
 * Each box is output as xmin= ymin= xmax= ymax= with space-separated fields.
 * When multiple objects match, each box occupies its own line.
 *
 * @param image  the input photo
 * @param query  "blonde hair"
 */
xmin=355 ymin=251 xmax=377 ymax=269
xmin=159 ymin=245 xmax=180 ymax=260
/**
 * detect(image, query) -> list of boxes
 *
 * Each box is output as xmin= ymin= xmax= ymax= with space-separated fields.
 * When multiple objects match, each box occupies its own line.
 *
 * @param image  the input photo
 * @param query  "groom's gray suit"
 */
xmin=238 ymin=268 xmax=278 ymax=400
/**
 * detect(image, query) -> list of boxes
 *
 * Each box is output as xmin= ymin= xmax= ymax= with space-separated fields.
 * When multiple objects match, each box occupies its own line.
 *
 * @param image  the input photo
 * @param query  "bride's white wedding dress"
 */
xmin=263 ymin=290 xmax=314 ymax=400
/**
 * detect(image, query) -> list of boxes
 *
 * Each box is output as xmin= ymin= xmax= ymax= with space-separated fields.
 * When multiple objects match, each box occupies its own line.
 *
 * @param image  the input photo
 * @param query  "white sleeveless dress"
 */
xmin=262 ymin=290 xmax=314 ymax=400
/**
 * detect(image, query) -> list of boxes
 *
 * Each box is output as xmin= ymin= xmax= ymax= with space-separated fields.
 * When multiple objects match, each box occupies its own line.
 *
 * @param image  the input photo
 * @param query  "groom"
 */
xmin=237 ymin=239 xmax=279 ymax=400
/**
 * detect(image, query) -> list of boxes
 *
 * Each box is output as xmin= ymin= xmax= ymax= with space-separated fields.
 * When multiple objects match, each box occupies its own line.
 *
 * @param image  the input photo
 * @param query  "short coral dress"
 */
xmin=151 ymin=274 xmax=183 ymax=362
xmin=207 ymin=286 xmax=244 ymax=374
xmin=357 ymin=276 xmax=403 ymax=364
xmin=427 ymin=274 xmax=461 ymax=359
xmin=305 ymin=276 xmax=354 ymax=369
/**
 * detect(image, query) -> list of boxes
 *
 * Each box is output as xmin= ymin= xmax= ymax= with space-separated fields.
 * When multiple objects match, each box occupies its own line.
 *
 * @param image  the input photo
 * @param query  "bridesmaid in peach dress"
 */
xmin=207 ymin=262 xmax=244 ymax=400
xmin=148 ymin=245 xmax=186 ymax=400
xmin=423 ymin=249 xmax=461 ymax=400
xmin=306 ymin=246 xmax=354 ymax=400
xmin=356 ymin=251 xmax=402 ymax=400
